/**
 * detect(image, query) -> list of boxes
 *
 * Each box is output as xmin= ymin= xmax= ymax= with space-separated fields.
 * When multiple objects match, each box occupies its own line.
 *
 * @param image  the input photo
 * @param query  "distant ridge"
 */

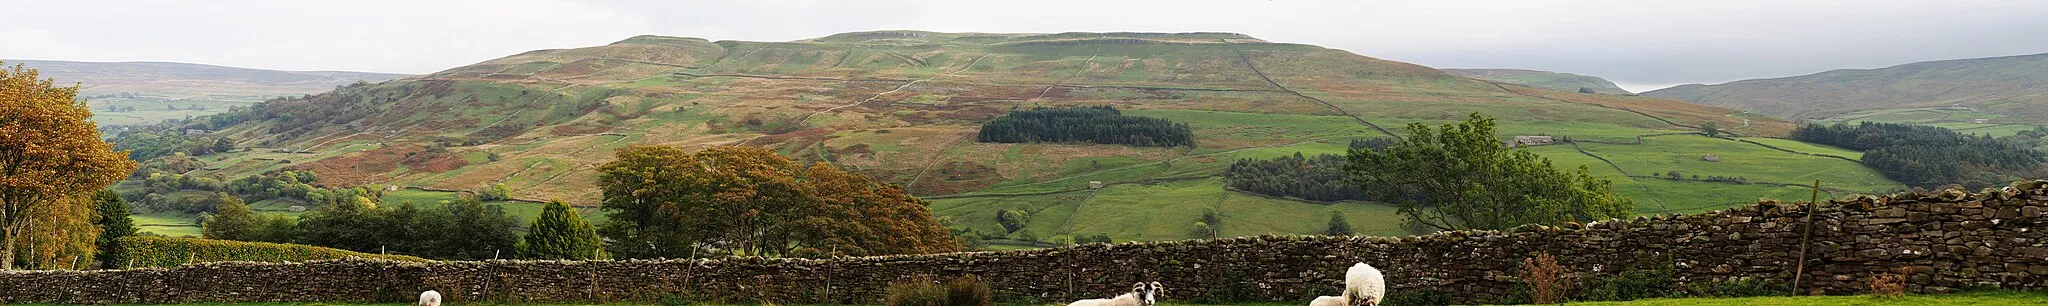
xmin=1446 ymin=68 xmax=1632 ymax=95
xmin=3 ymin=59 xmax=408 ymax=100
xmin=1642 ymin=53 xmax=2048 ymax=121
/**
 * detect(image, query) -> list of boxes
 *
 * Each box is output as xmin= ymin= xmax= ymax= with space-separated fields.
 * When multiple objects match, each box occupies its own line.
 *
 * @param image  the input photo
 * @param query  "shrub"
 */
xmin=995 ymin=209 xmax=1029 ymax=233
xmin=1519 ymin=253 xmax=1570 ymax=304
xmin=884 ymin=277 xmax=948 ymax=306
xmin=1192 ymin=268 xmax=1255 ymax=303
xmin=945 ymin=275 xmax=994 ymax=306
xmin=1576 ymin=265 xmax=1676 ymax=301
xmin=477 ymin=183 xmax=512 ymax=201
xmin=116 ymin=236 xmax=425 ymax=268
xmin=1687 ymin=277 xmax=1785 ymax=298
xmin=1869 ymin=266 xmax=1908 ymax=299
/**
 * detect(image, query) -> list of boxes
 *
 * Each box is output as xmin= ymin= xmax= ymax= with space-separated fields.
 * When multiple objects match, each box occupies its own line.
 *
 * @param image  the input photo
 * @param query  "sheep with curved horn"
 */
xmin=1068 ymin=282 xmax=1163 ymax=306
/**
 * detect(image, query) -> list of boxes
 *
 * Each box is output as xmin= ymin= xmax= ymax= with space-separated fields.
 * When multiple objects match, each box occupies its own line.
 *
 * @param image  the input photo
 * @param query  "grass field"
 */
xmin=131 ymin=213 xmax=201 ymax=237
xmin=935 ymin=114 xmax=1901 ymax=242
xmin=89 ymin=98 xmax=261 ymax=127
xmin=20 ymin=291 xmax=2045 ymax=305
xmin=1739 ymin=137 xmax=1865 ymax=160
xmin=932 ymin=177 xmax=1417 ymax=243
xmin=1521 ymin=134 xmax=1901 ymax=215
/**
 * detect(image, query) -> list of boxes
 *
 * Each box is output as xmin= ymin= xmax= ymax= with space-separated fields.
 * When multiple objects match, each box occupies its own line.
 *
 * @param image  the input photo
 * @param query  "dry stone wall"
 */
xmin=7 ymin=185 xmax=2048 ymax=304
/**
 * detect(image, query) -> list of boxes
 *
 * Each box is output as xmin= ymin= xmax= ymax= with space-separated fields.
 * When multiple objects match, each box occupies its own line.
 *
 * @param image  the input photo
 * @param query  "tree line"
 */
xmin=123 ymin=168 xmax=381 ymax=216
xmin=197 ymin=193 xmax=596 ymax=260
xmin=1790 ymin=122 xmax=2045 ymax=189
xmin=1224 ymin=152 xmax=1366 ymax=202
xmin=110 ymin=131 xmax=234 ymax=161
xmin=976 ymin=106 xmax=1195 ymax=147
xmin=1222 ymin=139 xmax=1398 ymax=202
xmin=104 ymin=103 xmax=250 ymax=161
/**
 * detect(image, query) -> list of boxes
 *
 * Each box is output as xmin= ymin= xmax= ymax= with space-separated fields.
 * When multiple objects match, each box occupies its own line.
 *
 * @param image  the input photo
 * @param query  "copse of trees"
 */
xmin=1224 ymin=152 xmax=1364 ymax=202
xmin=1222 ymin=138 xmax=1397 ymax=202
xmin=1346 ymin=113 xmax=1633 ymax=231
xmin=200 ymin=193 xmax=304 ymax=244
xmin=132 ymin=154 xmax=206 ymax=179
xmin=976 ymin=106 xmax=1194 ymax=147
xmin=125 ymin=169 xmax=381 ymax=215
xmin=110 ymin=131 xmax=234 ymax=161
xmin=1 ymin=62 xmax=139 ymax=269
xmin=102 ymin=105 xmax=250 ymax=159
xmin=199 ymin=194 xmax=522 ymax=260
xmin=244 ymin=81 xmax=389 ymax=139
xmin=595 ymin=146 xmax=959 ymax=259
xmin=1790 ymin=122 xmax=2045 ymax=189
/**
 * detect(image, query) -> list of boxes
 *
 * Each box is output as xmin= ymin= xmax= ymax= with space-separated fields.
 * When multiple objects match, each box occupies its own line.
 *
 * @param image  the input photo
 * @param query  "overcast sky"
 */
xmin=4 ymin=0 xmax=2044 ymax=92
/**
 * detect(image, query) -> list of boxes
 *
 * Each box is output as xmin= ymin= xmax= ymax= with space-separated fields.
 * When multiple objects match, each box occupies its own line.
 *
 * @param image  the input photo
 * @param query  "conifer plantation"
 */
xmin=1791 ymin=122 xmax=2046 ymax=189
xmin=975 ymin=106 xmax=1195 ymax=147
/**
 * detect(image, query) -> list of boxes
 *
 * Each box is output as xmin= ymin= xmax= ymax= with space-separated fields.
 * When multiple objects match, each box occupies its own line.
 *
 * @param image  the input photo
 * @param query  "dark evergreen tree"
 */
xmin=91 ymin=190 xmax=135 ymax=267
xmin=1324 ymin=212 xmax=1353 ymax=236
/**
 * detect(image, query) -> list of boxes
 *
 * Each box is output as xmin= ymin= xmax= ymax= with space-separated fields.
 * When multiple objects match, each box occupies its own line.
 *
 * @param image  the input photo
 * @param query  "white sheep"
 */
xmin=1344 ymin=262 xmax=1386 ymax=306
xmin=1068 ymin=282 xmax=1163 ymax=306
xmin=1307 ymin=295 xmax=1348 ymax=306
xmin=418 ymin=290 xmax=442 ymax=306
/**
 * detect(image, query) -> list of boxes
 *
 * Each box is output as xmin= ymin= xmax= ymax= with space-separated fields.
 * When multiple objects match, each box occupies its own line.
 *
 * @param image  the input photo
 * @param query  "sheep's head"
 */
xmin=1143 ymin=281 xmax=1164 ymax=306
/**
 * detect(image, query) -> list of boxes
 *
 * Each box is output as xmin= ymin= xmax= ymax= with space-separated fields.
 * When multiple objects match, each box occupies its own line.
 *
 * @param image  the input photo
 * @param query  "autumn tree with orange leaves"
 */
xmin=595 ymin=146 xmax=957 ymax=259
xmin=0 ymin=62 xmax=138 ymax=269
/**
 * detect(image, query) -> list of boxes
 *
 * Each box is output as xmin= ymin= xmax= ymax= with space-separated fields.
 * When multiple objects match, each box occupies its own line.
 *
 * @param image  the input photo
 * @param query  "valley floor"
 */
xmin=23 ymin=291 xmax=2047 ymax=306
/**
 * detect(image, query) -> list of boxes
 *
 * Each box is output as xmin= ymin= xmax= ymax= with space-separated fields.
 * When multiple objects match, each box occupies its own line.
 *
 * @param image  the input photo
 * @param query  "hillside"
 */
xmin=161 ymin=31 xmax=1893 ymax=241
xmin=1445 ymin=68 xmax=1632 ymax=94
xmin=1643 ymin=53 xmax=2048 ymax=124
xmin=4 ymin=59 xmax=407 ymax=125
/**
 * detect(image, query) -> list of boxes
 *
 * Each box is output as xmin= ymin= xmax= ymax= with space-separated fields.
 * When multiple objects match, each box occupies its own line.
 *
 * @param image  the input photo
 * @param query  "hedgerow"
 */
xmin=116 ymin=236 xmax=426 ymax=268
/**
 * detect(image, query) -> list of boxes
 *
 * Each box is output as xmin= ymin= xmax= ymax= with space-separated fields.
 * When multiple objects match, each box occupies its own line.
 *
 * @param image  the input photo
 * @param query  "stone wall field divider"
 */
xmin=6 ymin=183 xmax=2048 ymax=304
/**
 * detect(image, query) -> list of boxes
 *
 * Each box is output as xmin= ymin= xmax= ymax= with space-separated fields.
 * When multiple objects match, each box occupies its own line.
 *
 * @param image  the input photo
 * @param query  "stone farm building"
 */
xmin=1510 ymin=135 xmax=1554 ymax=147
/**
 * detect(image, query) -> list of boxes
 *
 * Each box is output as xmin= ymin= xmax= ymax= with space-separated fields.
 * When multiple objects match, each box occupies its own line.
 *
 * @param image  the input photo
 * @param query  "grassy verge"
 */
xmin=1565 ymin=291 xmax=2048 ymax=305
